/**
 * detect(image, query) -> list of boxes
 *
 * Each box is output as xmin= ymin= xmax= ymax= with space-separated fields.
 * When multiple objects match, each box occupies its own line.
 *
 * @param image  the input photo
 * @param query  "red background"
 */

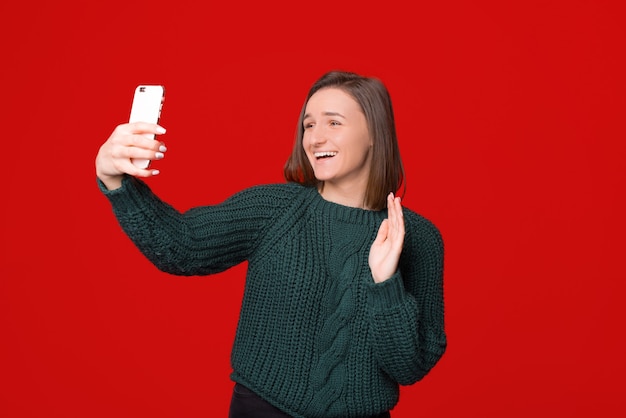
xmin=1 ymin=1 xmax=625 ymax=417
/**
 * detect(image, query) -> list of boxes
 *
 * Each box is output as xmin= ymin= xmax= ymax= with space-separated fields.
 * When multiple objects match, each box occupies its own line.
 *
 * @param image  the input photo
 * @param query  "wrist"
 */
xmin=97 ymin=172 xmax=123 ymax=190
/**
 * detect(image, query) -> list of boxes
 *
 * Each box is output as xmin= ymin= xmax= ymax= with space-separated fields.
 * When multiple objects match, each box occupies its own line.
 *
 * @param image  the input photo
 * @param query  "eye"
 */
xmin=330 ymin=120 xmax=341 ymax=126
xmin=303 ymin=121 xmax=314 ymax=129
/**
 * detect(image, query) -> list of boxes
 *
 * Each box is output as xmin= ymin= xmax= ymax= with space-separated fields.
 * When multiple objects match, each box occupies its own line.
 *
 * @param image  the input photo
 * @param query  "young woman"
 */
xmin=96 ymin=71 xmax=446 ymax=418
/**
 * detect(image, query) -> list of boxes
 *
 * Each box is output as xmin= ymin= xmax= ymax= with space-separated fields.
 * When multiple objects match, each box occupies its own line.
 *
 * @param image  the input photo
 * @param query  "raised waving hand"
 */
xmin=368 ymin=193 xmax=405 ymax=283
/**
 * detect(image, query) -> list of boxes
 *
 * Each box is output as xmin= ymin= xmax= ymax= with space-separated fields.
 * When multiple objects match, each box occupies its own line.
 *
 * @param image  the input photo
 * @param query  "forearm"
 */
xmin=98 ymin=176 xmax=253 ymax=275
xmin=367 ymin=273 xmax=445 ymax=384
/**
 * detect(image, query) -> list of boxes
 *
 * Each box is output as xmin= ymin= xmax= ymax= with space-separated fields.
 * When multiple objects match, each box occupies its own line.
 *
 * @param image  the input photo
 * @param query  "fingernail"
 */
xmin=152 ymin=170 xmax=160 ymax=176
xmin=155 ymin=152 xmax=164 ymax=159
xmin=159 ymin=145 xmax=167 ymax=152
xmin=156 ymin=126 xmax=166 ymax=134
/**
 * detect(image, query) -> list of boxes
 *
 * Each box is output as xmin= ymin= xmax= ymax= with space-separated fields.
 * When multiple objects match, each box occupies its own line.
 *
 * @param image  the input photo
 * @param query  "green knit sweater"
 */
xmin=99 ymin=176 xmax=446 ymax=418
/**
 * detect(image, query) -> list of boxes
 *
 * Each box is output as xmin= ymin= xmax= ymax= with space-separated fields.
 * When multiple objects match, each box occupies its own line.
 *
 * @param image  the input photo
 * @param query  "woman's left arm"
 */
xmin=367 ymin=207 xmax=446 ymax=385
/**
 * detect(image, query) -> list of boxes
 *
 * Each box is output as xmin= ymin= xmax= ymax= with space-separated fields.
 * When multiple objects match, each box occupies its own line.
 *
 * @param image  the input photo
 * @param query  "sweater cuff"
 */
xmin=97 ymin=176 xmax=122 ymax=195
xmin=96 ymin=175 xmax=150 ymax=213
xmin=367 ymin=271 xmax=407 ymax=310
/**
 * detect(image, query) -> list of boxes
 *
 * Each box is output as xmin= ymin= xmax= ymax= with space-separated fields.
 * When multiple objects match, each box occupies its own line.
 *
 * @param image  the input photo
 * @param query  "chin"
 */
xmin=311 ymin=170 xmax=333 ymax=182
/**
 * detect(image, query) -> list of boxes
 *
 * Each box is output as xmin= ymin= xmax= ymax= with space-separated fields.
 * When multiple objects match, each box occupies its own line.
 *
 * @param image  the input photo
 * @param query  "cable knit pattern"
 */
xmin=99 ymin=176 xmax=446 ymax=418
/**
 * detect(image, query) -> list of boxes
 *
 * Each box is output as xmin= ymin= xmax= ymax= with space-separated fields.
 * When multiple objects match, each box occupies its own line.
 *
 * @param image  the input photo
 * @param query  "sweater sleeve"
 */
xmin=366 ymin=210 xmax=446 ymax=385
xmin=98 ymin=175 xmax=289 ymax=276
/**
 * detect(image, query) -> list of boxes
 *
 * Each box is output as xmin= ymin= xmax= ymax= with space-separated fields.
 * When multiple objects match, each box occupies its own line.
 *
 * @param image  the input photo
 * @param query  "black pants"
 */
xmin=228 ymin=383 xmax=391 ymax=418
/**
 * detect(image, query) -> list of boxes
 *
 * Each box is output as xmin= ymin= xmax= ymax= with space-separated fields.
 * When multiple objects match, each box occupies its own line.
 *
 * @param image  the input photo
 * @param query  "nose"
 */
xmin=309 ymin=125 xmax=327 ymax=146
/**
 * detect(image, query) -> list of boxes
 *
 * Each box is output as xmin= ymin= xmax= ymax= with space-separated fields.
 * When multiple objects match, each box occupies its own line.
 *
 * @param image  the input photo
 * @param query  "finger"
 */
xmin=111 ymin=132 xmax=165 ymax=159
xmin=388 ymin=193 xmax=401 ymax=235
xmin=118 ymin=159 xmax=162 ymax=178
xmin=127 ymin=122 xmax=167 ymax=136
xmin=393 ymin=196 xmax=405 ymax=248
xmin=127 ymin=134 xmax=167 ymax=154
xmin=383 ymin=195 xmax=401 ymax=249
xmin=109 ymin=129 xmax=162 ymax=151
xmin=111 ymin=139 xmax=165 ymax=162
xmin=393 ymin=196 xmax=403 ymax=228
xmin=387 ymin=192 xmax=396 ymax=227
xmin=110 ymin=122 xmax=163 ymax=138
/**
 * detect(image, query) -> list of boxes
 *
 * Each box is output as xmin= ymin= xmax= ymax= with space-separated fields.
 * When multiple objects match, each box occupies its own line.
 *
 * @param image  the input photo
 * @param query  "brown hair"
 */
xmin=283 ymin=71 xmax=405 ymax=210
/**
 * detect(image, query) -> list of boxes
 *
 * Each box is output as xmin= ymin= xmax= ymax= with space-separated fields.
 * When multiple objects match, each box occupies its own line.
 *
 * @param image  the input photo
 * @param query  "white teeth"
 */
xmin=314 ymin=151 xmax=338 ymax=158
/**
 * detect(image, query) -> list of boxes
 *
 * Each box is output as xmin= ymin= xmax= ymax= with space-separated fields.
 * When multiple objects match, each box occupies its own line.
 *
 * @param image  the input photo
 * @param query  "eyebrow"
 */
xmin=303 ymin=111 xmax=346 ymax=120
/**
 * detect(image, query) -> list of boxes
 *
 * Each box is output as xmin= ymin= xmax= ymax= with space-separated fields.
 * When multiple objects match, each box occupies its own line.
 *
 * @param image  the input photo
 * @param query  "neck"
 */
xmin=319 ymin=182 xmax=369 ymax=210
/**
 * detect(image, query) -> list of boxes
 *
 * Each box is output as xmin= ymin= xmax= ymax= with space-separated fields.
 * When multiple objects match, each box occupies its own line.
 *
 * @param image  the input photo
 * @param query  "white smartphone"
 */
xmin=129 ymin=85 xmax=165 ymax=168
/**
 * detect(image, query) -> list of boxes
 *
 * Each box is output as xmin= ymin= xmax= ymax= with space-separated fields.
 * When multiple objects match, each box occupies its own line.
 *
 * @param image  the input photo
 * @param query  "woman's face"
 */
xmin=302 ymin=88 xmax=372 ymax=194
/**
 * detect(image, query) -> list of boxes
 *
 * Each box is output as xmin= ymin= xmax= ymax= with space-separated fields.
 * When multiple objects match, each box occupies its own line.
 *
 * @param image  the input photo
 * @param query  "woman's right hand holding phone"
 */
xmin=95 ymin=122 xmax=167 ymax=190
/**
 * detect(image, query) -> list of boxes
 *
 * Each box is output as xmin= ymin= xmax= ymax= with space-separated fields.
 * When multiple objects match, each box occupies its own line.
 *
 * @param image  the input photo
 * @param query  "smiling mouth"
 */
xmin=314 ymin=151 xmax=338 ymax=159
